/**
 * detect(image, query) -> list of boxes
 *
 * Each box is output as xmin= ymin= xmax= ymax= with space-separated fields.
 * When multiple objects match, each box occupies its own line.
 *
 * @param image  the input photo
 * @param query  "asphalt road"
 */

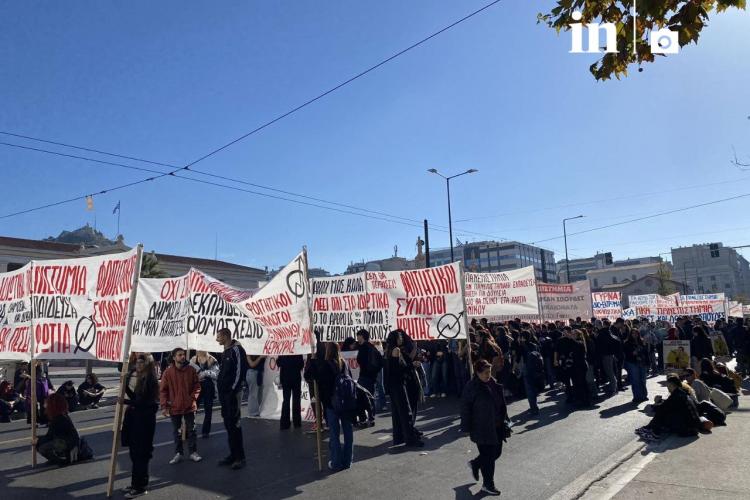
xmin=0 ymin=376 xmax=668 ymax=499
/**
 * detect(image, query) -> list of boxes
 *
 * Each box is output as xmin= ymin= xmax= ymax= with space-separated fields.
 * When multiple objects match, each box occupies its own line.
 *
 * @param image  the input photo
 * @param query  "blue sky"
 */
xmin=1 ymin=1 xmax=749 ymax=273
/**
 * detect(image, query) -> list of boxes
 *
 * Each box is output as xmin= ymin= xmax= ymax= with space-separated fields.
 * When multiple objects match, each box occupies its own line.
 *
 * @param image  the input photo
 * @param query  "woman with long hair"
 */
xmin=384 ymin=330 xmax=424 ymax=448
xmin=516 ymin=330 xmax=541 ymax=415
xmin=190 ymin=350 xmax=219 ymax=438
xmin=122 ymin=354 xmax=159 ymax=498
xmin=313 ymin=342 xmax=355 ymax=470
xmin=461 ymin=359 xmax=507 ymax=496
xmin=34 ymin=393 xmax=81 ymax=465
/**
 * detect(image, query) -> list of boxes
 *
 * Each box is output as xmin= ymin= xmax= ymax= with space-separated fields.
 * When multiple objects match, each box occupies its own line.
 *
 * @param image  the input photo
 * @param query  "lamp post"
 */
xmin=427 ymin=168 xmax=478 ymax=262
xmin=563 ymin=215 xmax=584 ymax=283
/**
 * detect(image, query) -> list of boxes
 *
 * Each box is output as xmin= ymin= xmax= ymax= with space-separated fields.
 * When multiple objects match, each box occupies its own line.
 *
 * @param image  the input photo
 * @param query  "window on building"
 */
xmin=631 ymin=274 xmax=637 ymax=281
xmin=593 ymin=278 xmax=599 ymax=287
xmin=726 ymin=283 xmax=732 ymax=289
xmin=711 ymin=275 xmax=716 ymax=281
xmin=6 ymin=262 xmax=25 ymax=272
xmin=697 ymin=277 xmax=702 ymax=283
xmin=612 ymin=277 xmax=617 ymax=284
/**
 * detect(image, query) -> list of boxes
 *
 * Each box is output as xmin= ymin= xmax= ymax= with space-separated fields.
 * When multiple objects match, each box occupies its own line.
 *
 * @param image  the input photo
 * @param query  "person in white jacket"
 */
xmin=191 ymin=351 xmax=219 ymax=438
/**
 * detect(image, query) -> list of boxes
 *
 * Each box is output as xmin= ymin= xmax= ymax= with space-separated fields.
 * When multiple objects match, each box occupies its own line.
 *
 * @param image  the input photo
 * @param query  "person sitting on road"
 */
xmin=56 ymin=380 xmax=79 ymax=412
xmin=684 ymin=368 xmax=711 ymax=402
xmin=714 ymin=362 xmax=742 ymax=392
xmin=699 ymin=358 xmax=737 ymax=394
xmin=77 ymin=374 xmax=106 ymax=409
xmin=636 ymin=374 xmax=701 ymax=441
xmin=0 ymin=380 xmax=21 ymax=422
xmin=34 ymin=393 xmax=84 ymax=466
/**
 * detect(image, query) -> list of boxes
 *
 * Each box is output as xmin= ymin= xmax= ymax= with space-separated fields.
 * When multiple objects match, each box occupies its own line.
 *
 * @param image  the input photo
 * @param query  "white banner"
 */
xmin=31 ymin=248 xmax=139 ymax=361
xmin=538 ymin=281 xmax=592 ymax=322
xmin=592 ymin=291 xmax=623 ymax=320
xmin=729 ymin=301 xmax=744 ymax=318
xmin=0 ymin=264 xmax=32 ymax=361
xmin=465 ymin=267 xmax=539 ymax=318
xmin=312 ymin=263 xmax=467 ymax=342
xmin=132 ymin=252 xmax=313 ymax=356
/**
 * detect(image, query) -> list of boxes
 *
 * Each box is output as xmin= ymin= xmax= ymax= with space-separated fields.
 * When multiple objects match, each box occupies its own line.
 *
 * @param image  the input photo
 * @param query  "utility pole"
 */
xmin=424 ymin=219 xmax=431 ymax=268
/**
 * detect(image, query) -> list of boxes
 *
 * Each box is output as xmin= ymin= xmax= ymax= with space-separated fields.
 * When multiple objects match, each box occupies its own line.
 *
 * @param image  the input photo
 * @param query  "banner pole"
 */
xmin=302 ymin=247 xmax=324 ymax=472
xmin=106 ymin=244 xmax=144 ymax=498
xmin=30 ymin=357 xmax=37 ymax=467
xmin=459 ymin=262 xmax=474 ymax=378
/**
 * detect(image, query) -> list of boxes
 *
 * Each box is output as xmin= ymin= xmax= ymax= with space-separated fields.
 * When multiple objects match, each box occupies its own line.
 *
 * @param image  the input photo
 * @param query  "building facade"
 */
xmin=0 ymin=234 xmax=266 ymax=289
xmin=429 ymin=241 xmax=557 ymax=282
xmin=671 ymin=243 xmax=750 ymax=298
xmin=557 ymin=252 xmax=612 ymax=283
xmin=587 ymin=262 xmax=666 ymax=291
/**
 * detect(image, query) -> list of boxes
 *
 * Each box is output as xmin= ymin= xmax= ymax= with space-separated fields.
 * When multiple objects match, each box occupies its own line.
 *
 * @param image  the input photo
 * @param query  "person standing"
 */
xmin=355 ymin=329 xmax=382 ymax=425
xmin=384 ymin=330 xmax=424 ymax=448
xmin=216 ymin=328 xmax=248 ymax=470
xmin=311 ymin=342 xmax=356 ymax=471
xmin=122 ymin=354 xmax=159 ymax=499
xmin=461 ymin=359 xmax=507 ymax=497
xmin=245 ymin=354 xmax=265 ymax=417
xmin=191 ymin=351 xmax=219 ymax=438
xmin=160 ymin=347 xmax=202 ymax=464
xmin=596 ymin=321 xmax=622 ymax=397
xmin=277 ymin=354 xmax=305 ymax=429
xmin=690 ymin=326 xmax=714 ymax=373
xmin=623 ymin=329 xmax=650 ymax=404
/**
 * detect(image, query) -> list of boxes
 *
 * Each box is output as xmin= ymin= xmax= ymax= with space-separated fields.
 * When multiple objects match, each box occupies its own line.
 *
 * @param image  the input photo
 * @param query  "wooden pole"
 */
xmin=303 ymin=246 xmax=324 ymax=472
xmin=30 ymin=359 xmax=37 ymax=467
xmin=106 ymin=245 xmax=144 ymax=498
xmin=459 ymin=262 xmax=474 ymax=378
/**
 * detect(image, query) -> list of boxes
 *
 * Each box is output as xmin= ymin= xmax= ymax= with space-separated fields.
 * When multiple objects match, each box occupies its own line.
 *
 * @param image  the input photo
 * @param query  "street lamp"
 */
xmin=427 ymin=168 xmax=478 ymax=262
xmin=563 ymin=215 xmax=584 ymax=283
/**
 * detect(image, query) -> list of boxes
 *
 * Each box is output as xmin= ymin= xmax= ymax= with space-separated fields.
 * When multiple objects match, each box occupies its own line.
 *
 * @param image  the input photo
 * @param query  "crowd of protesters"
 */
xmin=2 ymin=314 xmax=747 ymax=498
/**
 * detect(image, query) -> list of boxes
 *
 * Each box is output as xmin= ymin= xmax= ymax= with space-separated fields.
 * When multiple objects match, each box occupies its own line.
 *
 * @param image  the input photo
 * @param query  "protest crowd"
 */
xmin=1 ymin=249 xmax=748 ymax=498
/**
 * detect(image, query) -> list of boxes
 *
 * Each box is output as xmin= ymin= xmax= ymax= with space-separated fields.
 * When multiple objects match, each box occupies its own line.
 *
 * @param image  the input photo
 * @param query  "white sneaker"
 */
xmin=189 ymin=452 xmax=202 ymax=463
xmin=169 ymin=453 xmax=183 ymax=465
xmin=441 ymin=393 xmax=447 ymax=398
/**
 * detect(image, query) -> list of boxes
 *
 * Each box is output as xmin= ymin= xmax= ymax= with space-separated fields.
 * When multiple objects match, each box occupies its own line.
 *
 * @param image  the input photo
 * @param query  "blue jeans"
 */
xmin=431 ymin=359 xmax=448 ymax=395
xmin=625 ymin=362 xmax=648 ymax=401
xmin=325 ymin=408 xmax=353 ymax=470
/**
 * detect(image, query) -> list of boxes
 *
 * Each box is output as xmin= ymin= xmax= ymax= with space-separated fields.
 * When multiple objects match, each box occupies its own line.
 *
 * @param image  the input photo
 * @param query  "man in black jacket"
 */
xmin=277 ymin=355 xmax=304 ymax=429
xmin=595 ymin=320 xmax=623 ymax=397
xmin=356 ymin=329 xmax=381 ymax=425
xmin=216 ymin=328 xmax=248 ymax=470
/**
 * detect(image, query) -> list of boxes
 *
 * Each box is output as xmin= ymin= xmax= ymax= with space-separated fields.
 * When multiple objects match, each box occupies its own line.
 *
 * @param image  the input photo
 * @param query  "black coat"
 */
xmin=276 ymin=355 xmax=304 ymax=388
xmin=460 ymin=376 xmax=508 ymax=446
xmin=690 ymin=335 xmax=713 ymax=361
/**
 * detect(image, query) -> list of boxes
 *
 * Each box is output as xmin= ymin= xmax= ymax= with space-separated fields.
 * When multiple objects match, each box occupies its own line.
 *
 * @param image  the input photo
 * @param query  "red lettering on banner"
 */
xmin=93 ymin=298 xmax=129 ymax=328
xmin=313 ymin=297 xmax=329 ymax=311
xmin=96 ymin=255 xmax=137 ymax=297
xmin=160 ymin=277 xmax=190 ymax=301
xmin=33 ymin=265 xmax=87 ymax=295
xmin=0 ymin=326 xmax=30 ymax=353
xmin=0 ymin=273 xmax=26 ymax=301
xmin=244 ymin=292 xmax=292 ymax=316
xmin=34 ymin=323 xmax=71 ymax=353
xmin=263 ymin=339 xmax=295 ymax=355
xmin=399 ymin=267 xmax=458 ymax=298
xmin=96 ymin=329 xmax=123 ymax=361
xmin=397 ymin=317 xmax=434 ymax=340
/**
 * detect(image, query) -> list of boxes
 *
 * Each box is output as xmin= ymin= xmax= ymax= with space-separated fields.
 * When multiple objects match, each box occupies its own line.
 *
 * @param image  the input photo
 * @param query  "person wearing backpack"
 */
xmin=356 ymin=329 xmax=382 ymax=425
xmin=311 ymin=342 xmax=355 ymax=471
xmin=215 ymin=328 xmax=249 ymax=470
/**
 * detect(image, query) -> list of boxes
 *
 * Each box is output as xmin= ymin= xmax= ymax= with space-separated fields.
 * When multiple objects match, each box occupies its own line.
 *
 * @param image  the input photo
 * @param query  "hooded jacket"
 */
xmin=460 ymin=376 xmax=508 ymax=446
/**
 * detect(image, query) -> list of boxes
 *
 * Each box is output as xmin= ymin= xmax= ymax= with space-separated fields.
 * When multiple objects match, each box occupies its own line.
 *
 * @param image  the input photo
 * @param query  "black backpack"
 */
xmin=332 ymin=364 xmax=357 ymax=415
xmin=368 ymin=346 xmax=384 ymax=373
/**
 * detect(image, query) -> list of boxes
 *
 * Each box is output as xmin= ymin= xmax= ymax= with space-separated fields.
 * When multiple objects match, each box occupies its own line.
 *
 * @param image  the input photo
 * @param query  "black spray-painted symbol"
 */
xmin=436 ymin=311 xmax=464 ymax=340
xmin=286 ymin=256 xmax=306 ymax=301
xmin=74 ymin=316 xmax=96 ymax=354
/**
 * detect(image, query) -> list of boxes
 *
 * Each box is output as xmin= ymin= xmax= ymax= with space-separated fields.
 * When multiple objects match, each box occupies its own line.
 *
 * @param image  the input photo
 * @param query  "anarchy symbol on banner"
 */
xmin=74 ymin=316 xmax=97 ymax=354
xmin=436 ymin=311 xmax=464 ymax=340
xmin=286 ymin=256 xmax=306 ymax=301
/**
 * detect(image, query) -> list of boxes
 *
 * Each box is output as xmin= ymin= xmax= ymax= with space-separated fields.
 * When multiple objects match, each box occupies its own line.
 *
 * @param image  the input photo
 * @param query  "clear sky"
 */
xmin=1 ymin=1 xmax=749 ymax=273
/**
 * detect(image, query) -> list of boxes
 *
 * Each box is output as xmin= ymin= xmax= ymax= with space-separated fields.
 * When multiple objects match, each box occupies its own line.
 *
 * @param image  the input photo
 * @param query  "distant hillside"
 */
xmin=45 ymin=224 xmax=116 ymax=247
